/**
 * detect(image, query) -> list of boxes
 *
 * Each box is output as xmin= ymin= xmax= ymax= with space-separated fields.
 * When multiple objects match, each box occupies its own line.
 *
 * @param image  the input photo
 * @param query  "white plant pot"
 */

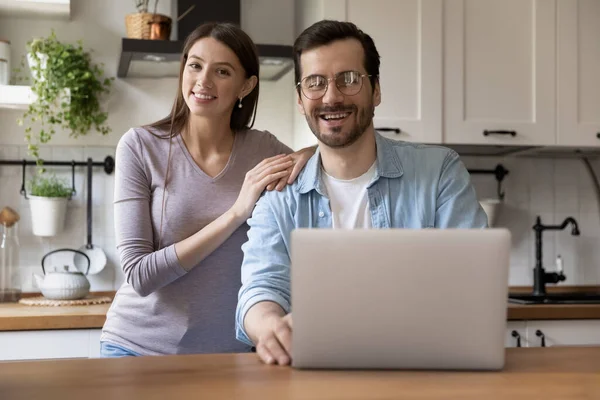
xmin=29 ymin=195 xmax=68 ymax=237
xmin=27 ymin=52 xmax=48 ymax=82
xmin=26 ymin=52 xmax=71 ymax=105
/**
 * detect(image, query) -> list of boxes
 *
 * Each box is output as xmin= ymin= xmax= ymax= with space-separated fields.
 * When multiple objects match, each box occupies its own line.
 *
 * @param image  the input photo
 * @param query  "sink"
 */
xmin=509 ymin=292 xmax=600 ymax=304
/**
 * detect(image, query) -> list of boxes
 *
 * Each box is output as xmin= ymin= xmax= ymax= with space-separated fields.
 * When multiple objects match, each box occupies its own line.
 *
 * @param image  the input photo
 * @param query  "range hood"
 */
xmin=117 ymin=0 xmax=294 ymax=81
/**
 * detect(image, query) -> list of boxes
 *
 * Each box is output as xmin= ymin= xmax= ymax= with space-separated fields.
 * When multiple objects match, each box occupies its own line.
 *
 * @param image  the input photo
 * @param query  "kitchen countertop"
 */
xmin=0 ymin=347 xmax=599 ymax=399
xmin=0 ymin=292 xmax=112 ymax=331
xmin=1 ymin=287 xmax=600 ymax=332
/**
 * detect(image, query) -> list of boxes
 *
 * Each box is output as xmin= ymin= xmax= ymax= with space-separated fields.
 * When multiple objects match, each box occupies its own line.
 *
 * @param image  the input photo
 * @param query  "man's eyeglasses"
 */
xmin=296 ymin=70 xmax=372 ymax=100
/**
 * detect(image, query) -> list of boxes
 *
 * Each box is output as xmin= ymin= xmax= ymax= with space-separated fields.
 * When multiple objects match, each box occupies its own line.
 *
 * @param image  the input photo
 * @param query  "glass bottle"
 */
xmin=0 ymin=207 xmax=21 ymax=302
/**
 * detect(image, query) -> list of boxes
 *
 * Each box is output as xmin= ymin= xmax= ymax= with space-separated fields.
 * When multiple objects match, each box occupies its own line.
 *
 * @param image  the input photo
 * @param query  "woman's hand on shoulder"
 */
xmin=230 ymin=154 xmax=294 ymax=221
xmin=266 ymin=145 xmax=317 ymax=191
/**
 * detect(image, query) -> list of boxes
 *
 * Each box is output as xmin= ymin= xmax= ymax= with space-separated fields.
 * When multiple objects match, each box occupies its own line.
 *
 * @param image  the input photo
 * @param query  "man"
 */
xmin=235 ymin=20 xmax=487 ymax=365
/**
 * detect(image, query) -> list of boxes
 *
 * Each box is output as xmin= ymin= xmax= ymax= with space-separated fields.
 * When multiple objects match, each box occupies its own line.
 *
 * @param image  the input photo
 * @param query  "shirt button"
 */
xmin=318 ymin=211 xmax=325 ymax=218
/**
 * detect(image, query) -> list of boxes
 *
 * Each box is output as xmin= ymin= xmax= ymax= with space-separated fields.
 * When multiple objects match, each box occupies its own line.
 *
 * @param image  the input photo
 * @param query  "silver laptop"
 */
xmin=290 ymin=228 xmax=511 ymax=370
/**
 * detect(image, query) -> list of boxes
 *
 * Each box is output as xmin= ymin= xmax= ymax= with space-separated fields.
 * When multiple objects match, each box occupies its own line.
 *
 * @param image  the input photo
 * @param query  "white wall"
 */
xmin=0 ymin=0 xmax=296 ymax=292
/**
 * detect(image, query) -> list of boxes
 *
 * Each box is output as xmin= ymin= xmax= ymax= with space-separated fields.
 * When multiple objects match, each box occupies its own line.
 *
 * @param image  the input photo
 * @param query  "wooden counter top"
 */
xmin=0 ymin=291 xmax=113 ymax=331
xmin=0 ymin=347 xmax=598 ymax=399
xmin=507 ymin=302 xmax=600 ymax=320
xmin=0 ymin=302 xmax=110 ymax=331
xmin=507 ymin=285 xmax=600 ymax=320
xmin=0 ymin=287 xmax=599 ymax=332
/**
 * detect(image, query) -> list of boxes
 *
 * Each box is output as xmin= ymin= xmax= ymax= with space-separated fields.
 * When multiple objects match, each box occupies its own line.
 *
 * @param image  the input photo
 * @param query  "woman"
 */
xmin=100 ymin=22 xmax=313 ymax=357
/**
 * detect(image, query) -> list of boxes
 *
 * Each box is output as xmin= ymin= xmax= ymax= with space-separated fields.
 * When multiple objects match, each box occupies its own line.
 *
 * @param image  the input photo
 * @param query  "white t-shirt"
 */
xmin=321 ymin=162 xmax=377 ymax=229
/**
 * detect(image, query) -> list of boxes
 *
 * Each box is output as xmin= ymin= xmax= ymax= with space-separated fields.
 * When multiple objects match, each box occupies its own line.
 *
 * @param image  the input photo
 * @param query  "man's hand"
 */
xmin=256 ymin=313 xmax=293 ymax=365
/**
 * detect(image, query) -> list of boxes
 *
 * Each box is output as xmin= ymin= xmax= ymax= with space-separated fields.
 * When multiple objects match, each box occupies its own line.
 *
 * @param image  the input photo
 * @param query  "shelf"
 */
xmin=0 ymin=0 xmax=70 ymax=19
xmin=0 ymin=85 xmax=34 ymax=109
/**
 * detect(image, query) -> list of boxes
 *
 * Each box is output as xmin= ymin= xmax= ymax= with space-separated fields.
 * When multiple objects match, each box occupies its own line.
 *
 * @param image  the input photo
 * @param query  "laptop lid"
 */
xmin=291 ymin=228 xmax=511 ymax=370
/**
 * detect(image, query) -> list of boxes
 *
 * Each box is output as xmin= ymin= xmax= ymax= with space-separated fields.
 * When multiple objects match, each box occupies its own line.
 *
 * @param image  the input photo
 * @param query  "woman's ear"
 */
xmin=240 ymin=75 xmax=258 ymax=98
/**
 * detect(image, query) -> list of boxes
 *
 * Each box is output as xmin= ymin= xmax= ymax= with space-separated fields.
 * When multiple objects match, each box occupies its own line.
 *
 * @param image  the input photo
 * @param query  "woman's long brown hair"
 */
xmin=145 ymin=22 xmax=260 ymax=249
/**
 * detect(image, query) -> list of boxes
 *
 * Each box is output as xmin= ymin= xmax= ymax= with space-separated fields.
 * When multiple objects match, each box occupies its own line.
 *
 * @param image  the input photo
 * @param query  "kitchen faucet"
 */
xmin=532 ymin=216 xmax=580 ymax=296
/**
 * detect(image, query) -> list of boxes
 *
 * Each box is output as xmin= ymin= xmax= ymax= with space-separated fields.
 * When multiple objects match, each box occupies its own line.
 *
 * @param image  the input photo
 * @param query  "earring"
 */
xmin=238 ymin=97 xmax=243 ymax=108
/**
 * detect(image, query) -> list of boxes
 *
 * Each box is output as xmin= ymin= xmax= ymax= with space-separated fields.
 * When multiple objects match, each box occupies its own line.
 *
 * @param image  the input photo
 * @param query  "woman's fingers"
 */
xmin=274 ymin=176 xmax=288 ymax=191
xmin=257 ymin=170 xmax=290 ymax=189
xmin=252 ymin=154 xmax=291 ymax=175
xmin=286 ymin=161 xmax=304 ymax=185
xmin=255 ymin=161 xmax=293 ymax=183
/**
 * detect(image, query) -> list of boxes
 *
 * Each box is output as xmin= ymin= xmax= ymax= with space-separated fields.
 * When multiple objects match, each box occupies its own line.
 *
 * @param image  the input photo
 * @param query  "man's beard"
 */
xmin=305 ymin=101 xmax=374 ymax=149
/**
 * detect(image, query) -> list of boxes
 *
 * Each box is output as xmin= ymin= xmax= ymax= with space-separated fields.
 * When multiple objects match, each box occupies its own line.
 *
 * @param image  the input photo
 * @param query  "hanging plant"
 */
xmin=15 ymin=30 xmax=113 ymax=164
xmin=27 ymin=173 xmax=73 ymax=237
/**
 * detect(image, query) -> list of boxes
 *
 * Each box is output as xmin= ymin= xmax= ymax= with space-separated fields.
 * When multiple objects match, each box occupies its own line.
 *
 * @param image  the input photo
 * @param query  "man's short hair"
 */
xmin=293 ymin=20 xmax=381 ymax=96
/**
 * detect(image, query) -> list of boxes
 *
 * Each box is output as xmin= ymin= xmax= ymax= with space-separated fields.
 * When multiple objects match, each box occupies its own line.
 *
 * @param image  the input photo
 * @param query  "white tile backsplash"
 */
xmin=2 ymin=145 xmax=599 ymax=291
xmin=466 ymin=156 xmax=600 ymax=286
xmin=1 ymin=145 xmax=117 ymax=292
xmin=0 ymin=146 xmax=19 ymax=178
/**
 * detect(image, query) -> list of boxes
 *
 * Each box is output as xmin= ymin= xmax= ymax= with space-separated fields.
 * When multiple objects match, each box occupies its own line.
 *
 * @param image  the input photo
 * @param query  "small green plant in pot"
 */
xmin=16 ymin=30 xmax=113 ymax=163
xmin=28 ymin=173 xmax=73 ymax=237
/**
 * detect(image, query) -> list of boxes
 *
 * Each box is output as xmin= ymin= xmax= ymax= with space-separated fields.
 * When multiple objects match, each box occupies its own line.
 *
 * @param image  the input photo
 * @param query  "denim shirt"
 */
xmin=235 ymin=133 xmax=488 ymax=345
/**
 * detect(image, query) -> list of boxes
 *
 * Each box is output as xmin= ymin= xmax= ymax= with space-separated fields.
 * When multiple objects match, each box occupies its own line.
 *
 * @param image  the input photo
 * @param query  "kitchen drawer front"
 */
xmin=0 ymin=329 xmax=101 ymax=361
xmin=525 ymin=320 xmax=600 ymax=347
xmin=506 ymin=321 xmax=527 ymax=348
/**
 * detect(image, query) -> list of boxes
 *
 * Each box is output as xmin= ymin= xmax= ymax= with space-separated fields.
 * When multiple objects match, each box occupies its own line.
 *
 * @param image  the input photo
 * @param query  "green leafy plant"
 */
xmin=16 ymin=30 xmax=113 ymax=163
xmin=28 ymin=174 xmax=72 ymax=198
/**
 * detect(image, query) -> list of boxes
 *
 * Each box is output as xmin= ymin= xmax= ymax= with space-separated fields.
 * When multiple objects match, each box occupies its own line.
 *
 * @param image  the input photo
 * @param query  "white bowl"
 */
xmin=479 ymin=198 xmax=502 ymax=227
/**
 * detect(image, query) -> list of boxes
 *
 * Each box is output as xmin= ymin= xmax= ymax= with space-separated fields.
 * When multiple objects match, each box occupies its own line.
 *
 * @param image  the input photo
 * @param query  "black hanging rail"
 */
xmin=0 ymin=156 xmax=115 ymax=199
xmin=467 ymin=164 xmax=509 ymax=200
xmin=0 ymin=156 xmax=114 ymax=174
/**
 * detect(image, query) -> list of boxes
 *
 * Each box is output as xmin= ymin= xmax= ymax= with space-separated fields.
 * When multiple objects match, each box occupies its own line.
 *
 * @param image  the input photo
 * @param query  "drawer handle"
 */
xmin=511 ymin=330 xmax=521 ymax=347
xmin=376 ymin=127 xmax=402 ymax=135
xmin=535 ymin=329 xmax=546 ymax=347
xmin=483 ymin=130 xmax=517 ymax=137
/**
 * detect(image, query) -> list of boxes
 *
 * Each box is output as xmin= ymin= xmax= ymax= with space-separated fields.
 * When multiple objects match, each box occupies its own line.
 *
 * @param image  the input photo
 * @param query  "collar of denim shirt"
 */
xmin=295 ymin=131 xmax=405 ymax=195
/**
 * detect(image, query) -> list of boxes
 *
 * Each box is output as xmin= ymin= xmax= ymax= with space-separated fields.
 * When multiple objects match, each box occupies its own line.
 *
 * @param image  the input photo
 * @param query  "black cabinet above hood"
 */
xmin=117 ymin=0 xmax=294 ymax=81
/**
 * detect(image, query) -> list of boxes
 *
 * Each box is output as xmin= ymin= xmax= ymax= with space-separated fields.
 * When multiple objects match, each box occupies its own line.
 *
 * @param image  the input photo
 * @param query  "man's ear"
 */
xmin=240 ymin=75 xmax=258 ymax=98
xmin=296 ymin=91 xmax=306 ymax=115
xmin=373 ymin=78 xmax=381 ymax=107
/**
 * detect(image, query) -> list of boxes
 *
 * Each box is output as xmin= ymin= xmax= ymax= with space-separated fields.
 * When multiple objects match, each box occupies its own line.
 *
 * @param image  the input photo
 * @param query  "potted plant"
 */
xmin=16 ymin=30 xmax=113 ymax=162
xmin=28 ymin=173 xmax=73 ymax=237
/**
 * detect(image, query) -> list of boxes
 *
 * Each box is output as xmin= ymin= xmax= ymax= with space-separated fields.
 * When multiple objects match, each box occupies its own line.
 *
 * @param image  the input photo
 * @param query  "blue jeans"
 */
xmin=100 ymin=341 xmax=141 ymax=358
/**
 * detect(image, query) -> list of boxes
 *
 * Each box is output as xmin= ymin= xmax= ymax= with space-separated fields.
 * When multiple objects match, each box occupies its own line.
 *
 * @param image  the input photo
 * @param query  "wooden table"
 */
xmin=0 ymin=347 xmax=598 ymax=400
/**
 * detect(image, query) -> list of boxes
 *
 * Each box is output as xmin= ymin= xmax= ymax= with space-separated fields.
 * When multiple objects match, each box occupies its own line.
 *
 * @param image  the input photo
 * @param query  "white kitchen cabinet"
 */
xmin=524 ymin=320 xmax=600 ymax=347
xmin=505 ymin=321 xmax=526 ymax=348
xmin=444 ymin=0 xmax=556 ymax=146
xmin=342 ymin=0 xmax=443 ymax=144
xmin=0 ymin=329 xmax=101 ymax=361
xmin=0 ymin=0 xmax=70 ymax=19
xmin=557 ymin=0 xmax=600 ymax=147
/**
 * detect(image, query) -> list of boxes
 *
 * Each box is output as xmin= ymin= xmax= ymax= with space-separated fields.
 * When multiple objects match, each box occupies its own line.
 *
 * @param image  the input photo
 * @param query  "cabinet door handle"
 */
xmin=535 ymin=329 xmax=546 ymax=347
xmin=511 ymin=330 xmax=521 ymax=347
xmin=376 ymin=127 xmax=402 ymax=134
xmin=483 ymin=130 xmax=517 ymax=137
xmin=596 ymin=132 xmax=600 ymax=139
